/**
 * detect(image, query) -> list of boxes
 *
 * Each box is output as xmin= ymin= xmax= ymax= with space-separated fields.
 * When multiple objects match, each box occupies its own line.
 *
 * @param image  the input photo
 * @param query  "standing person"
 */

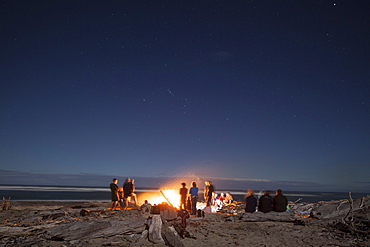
xmin=179 ymin=182 xmax=188 ymax=210
xmin=110 ymin=178 xmax=119 ymax=210
xmin=245 ymin=189 xmax=257 ymax=213
xmin=258 ymin=190 xmax=273 ymax=213
xmin=123 ymin=178 xmax=135 ymax=210
xmin=189 ymin=181 xmax=199 ymax=215
xmin=131 ymin=179 xmax=138 ymax=206
xmin=273 ymin=189 xmax=288 ymax=212
xmin=118 ymin=185 xmax=125 ymax=208
xmin=204 ymin=181 xmax=214 ymax=206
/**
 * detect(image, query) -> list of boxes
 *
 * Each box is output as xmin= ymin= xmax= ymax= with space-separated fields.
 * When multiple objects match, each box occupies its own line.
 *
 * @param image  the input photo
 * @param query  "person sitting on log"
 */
xmin=245 ymin=189 xmax=257 ymax=213
xmin=224 ymin=192 xmax=233 ymax=204
xmin=140 ymin=200 xmax=152 ymax=214
xmin=258 ymin=190 xmax=273 ymax=213
xmin=273 ymin=189 xmax=288 ymax=212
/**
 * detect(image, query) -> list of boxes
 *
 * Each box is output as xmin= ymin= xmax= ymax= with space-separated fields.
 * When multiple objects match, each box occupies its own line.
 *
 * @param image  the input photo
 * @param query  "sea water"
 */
xmin=0 ymin=185 xmax=368 ymax=203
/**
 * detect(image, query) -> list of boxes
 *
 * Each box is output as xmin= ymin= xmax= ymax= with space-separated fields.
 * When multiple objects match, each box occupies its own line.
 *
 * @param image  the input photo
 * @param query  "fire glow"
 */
xmin=139 ymin=189 xmax=181 ymax=208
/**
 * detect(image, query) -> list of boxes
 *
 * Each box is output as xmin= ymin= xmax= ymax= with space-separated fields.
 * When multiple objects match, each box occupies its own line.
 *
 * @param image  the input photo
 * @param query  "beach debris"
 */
xmin=330 ymin=193 xmax=370 ymax=239
xmin=46 ymin=218 xmax=146 ymax=241
xmin=148 ymin=215 xmax=165 ymax=244
xmin=79 ymin=209 xmax=90 ymax=216
xmin=1 ymin=197 xmax=370 ymax=246
xmin=161 ymin=220 xmax=185 ymax=247
xmin=235 ymin=211 xmax=296 ymax=222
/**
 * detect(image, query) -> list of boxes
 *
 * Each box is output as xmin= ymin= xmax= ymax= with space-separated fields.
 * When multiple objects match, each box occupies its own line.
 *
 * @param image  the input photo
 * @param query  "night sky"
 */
xmin=1 ymin=1 xmax=369 ymax=192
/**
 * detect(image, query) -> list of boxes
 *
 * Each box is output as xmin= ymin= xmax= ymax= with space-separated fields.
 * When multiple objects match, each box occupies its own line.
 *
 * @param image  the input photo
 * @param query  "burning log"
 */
xmin=160 ymin=190 xmax=174 ymax=208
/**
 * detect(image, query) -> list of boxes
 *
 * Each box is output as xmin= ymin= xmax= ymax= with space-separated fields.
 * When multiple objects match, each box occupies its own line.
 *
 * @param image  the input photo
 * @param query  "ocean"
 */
xmin=0 ymin=185 xmax=368 ymax=204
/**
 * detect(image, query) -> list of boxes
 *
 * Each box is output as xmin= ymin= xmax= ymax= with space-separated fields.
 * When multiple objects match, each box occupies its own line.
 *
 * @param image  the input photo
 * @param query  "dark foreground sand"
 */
xmin=1 ymin=197 xmax=369 ymax=247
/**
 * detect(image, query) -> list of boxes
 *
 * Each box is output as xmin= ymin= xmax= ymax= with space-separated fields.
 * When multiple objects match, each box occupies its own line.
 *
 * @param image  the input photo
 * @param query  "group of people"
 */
xmin=110 ymin=178 xmax=288 ymax=214
xmin=179 ymin=181 xmax=199 ymax=216
xmin=109 ymin=178 xmax=138 ymax=210
xmin=245 ymin=189 xmax=288 ymax=213
xmin=179 ymin=180 xmax=234 ymax=215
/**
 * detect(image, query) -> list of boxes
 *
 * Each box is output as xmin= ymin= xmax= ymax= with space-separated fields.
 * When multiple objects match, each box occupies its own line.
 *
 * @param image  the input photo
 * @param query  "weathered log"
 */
xmin=236 ymin=211 xmax=295 ymax=222
xmin=310 ymin=195 xmax=370 ymax=220
xmin=148 ymin=215 xmax=165 ymax=244
xmin=161 ymin=221 xmax=184 ymax=247
xmin=37 ymin=210 xmax=67 ymax=220
xmin=0 ymin=224 xmax=57 ymax=236
xmin=45 ymin=218 xmax=146 ymax=241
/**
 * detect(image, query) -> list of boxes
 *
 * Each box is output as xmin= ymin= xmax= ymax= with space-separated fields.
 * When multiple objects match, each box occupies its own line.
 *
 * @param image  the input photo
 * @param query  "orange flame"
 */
xmin=139 ymin=189 xmax=181 ymax=208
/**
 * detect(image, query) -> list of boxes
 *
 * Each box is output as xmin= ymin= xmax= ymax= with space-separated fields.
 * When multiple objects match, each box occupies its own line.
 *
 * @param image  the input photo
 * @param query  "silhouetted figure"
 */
xmin=189 ymin=181 xmax=199 ymax=215
xmin=123 ymin=178 xmax=137 ymax=209
xmin=245 ymin=189 xmax=257 ymax=213
xmin=179 ymin=182 xmax=188 ymax=210
xmin=258 ymin=190 xmax=273 ymax=213
xmin=204 ymin=181 xmax=215 ymax=206
xmin=273 ymin=189 xmax=288 ymax=212
xmin=110 ymin=178 xmax=119 ymax=210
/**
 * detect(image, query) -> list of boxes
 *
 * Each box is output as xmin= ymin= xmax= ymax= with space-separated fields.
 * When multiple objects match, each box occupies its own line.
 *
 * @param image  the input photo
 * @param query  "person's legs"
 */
xmin=112 ymin=201 xmax=118 ymax=210
xmin=119 ymin=198 xmax=125 ymax=208
xmin=191 ymin=197 xmax=197 ymax=215
xmin=124 ymin=196 xmax=129 ymax=209
xmin=132 ymin=194 xmax=137 ymax=204
xmin=206 ymin=196 xmax=211 ymax=206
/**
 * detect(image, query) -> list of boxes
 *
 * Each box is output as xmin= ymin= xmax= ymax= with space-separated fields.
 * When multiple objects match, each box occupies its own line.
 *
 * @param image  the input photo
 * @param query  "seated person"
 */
xmin=218 ymin=192 xmax=226 ymax=202
xmin=140 ymin=200 xmax=152 ymax=214
xmin=245 ymin=189 xmax=257 ymax=213
xmin=258 ymin=190 xmax=273 ymax=213
xmin=224 ymin=192 xmax=233 ymax=204
xmin=273 ymin=189 xmax=288 ymax=212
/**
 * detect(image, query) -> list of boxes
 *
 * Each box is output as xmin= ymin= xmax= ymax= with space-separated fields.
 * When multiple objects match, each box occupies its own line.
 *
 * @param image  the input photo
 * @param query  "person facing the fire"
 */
xmin=140 ymin=200 xmax=152 ymax=214
xmin=123 ymin=177 xmax=136 ymax=209
xmin=179 ymin=182 xmax=188 ymax=210
xmin=204 ymin=180 xmax=214 ymax=206
xmin=189 ymin=181 xmax=199 ymax=215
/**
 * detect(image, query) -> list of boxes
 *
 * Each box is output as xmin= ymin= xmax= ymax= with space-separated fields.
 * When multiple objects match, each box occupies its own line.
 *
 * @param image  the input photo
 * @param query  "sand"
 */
xmin=0 ymin=198 xmax=369 ymax=247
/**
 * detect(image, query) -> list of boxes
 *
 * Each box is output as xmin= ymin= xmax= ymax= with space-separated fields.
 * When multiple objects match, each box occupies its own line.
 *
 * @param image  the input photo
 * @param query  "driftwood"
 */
xmin=310 ymin=195 xmax=370 ymax=221
xmin=162 ymin=221 xmax=185 ymax=247
xmin=45 ymin=218 xmax=146 ymax=241
xmin=148 ymin=215 xmax=165 ymax=244
xmin=0 ymin=224 xmax=57 ymax=236
xmin=235 ymin=211 xmax=296 ymax=222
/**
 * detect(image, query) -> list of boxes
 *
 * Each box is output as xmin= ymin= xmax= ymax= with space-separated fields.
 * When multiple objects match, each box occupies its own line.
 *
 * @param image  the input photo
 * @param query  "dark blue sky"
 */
xmin=1 ymin=1 xmax=369 ymax=192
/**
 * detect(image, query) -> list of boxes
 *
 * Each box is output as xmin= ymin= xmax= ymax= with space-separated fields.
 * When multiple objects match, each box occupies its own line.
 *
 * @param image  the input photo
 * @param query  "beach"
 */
xmin=1 ymin=196 xmax=369 ymax=247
